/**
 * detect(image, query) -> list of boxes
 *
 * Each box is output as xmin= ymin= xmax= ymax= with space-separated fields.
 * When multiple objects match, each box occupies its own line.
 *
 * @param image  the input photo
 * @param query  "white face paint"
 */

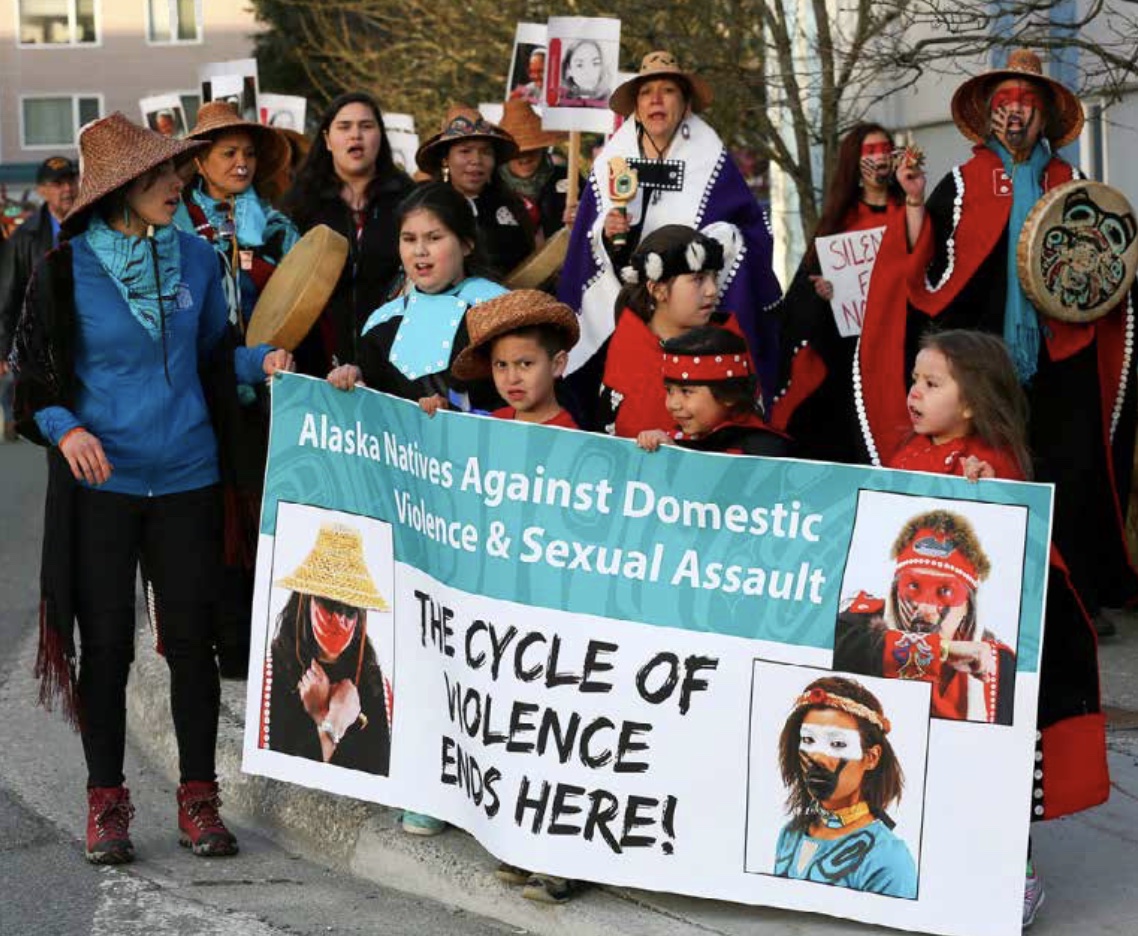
xmin=799 ymin=725 xmax=864 ymax=760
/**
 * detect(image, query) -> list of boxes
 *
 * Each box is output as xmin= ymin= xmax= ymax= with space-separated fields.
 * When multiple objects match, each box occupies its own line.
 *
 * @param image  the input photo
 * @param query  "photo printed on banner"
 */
xmin=831 ymin=491 xmax=1028 ymax=726
xmin=259 ymin=502 xmax=396 ymax=777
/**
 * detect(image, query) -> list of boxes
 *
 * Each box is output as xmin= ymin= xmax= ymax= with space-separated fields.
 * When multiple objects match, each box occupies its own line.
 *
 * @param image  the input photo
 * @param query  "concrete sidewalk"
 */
xmin=126 ymin=619 xmax=1138 ymax=936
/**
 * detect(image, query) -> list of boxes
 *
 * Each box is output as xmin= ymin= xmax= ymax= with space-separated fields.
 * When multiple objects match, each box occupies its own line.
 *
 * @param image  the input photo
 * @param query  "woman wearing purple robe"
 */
xmin=557 ymin=51 xmax=782 ymax=424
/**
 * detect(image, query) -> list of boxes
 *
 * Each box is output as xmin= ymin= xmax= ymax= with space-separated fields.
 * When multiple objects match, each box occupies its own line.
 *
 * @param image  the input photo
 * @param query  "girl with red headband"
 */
xmin=636 ymin=326 xmax=790 ymax=456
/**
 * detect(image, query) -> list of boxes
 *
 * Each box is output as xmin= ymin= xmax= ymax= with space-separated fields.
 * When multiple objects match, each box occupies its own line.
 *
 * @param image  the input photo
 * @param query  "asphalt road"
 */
xmin=0 ymin=442 xmax=516 ymax=936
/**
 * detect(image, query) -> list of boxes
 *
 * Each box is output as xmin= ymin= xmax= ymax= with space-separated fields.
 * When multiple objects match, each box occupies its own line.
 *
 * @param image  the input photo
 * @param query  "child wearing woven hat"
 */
xmin=449 ymin=289 xmax=580 ymax=428
xmin=636 ymin=326 xmax=790 ymax=456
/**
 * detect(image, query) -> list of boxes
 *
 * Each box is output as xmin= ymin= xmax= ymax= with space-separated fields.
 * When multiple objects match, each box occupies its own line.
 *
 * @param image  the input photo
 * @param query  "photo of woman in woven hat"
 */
xmin=281 ymin=92 xmax=415 ymax=376
xmin=262 ymin=517 xmax=393 ymax=776
xmin=774 ymin=675 xmax=917 ymax=899
xmin=416 ymin=107 xmax=535 ymax=279
xmin=9 ymin=112 xmax=293 ymax=865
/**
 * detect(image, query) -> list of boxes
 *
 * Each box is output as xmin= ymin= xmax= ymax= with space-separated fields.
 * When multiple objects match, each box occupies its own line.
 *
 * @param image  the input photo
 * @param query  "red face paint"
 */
xmin=990 ymin=86 xmax=1041 ymax=113
xmin=311 ymin=598 xmax=359 ymax=660
xmin=896 ymin=569 xmax=970 ymax=608
xmin=860 ymin=141 xmax=893 ymax=159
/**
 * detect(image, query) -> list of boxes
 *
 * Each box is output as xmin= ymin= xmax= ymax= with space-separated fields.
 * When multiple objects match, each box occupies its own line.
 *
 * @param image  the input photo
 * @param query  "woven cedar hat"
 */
xmin=275 ymin=523 xmax=391 ymax=611
xmin=608 ymin=50 xmax=713 ymax=118
xmin=451 ymin=289 xmax=579 ymax=381
xmin=63 ymin=112 xmax=208 ymax=231
xmin=186 ymin=100 xmax=290 ymax=185
xmin=497 ymin=100 xmax=566 ymax=154
xmin=415 ymin=106 xmax=519 ymax=174
xmin=951 ymin=49 xmax=1084 ymax=149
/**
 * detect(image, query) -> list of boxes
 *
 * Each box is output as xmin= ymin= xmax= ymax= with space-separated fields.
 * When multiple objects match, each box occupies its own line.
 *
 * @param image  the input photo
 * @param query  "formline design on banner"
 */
xmin=242 ymin=373 xmax=1055 ymax=936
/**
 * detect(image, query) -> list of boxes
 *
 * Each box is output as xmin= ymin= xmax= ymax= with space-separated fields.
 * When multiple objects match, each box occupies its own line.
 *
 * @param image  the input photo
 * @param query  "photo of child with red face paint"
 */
xmin=833 ymin=508 xmax=1018 ymax=726
xmin=774 ymin=675 xmax=917 ymax=899
xmin=260 ymin=521 xmax=394 ymax=775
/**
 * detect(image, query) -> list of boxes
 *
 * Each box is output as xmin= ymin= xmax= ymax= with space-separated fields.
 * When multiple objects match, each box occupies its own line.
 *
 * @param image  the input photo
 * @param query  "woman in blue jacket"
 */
xmin=9 ymin=113 xmax=292 ymax=866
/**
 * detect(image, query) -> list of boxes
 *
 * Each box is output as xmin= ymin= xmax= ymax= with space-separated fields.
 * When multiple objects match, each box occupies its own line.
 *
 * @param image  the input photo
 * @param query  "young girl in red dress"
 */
xmin=637 ymin=326 xmax=789 ymax=457
xmin=599 ymin=224 xmax=751 ymax=437
xmin=888 ymin=329 xmax=1030 ymax=480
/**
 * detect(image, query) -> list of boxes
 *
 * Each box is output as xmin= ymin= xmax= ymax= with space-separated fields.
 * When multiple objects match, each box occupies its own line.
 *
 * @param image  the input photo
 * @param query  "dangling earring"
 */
xmin=123 ymin=203 xmax=131 ymax=227
xmin=681 ymin=122 xmax=690 ymax=140
xmin=442 ymin=163 xmax=450 ymax=183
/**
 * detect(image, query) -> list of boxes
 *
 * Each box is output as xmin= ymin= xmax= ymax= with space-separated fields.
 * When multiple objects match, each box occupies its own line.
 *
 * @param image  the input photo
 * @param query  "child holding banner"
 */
xmin=599 ymin=225 xmax=752 ymax=436
xmin=636 ymin=326 xmax=790 ymax=456
xmin=326 ymin=183 xmax=506 ymax=414
xmin=840 ymin=328 xmax=1108 ymax=925
xmin=449 ymin=289 xmax=581 ymax=428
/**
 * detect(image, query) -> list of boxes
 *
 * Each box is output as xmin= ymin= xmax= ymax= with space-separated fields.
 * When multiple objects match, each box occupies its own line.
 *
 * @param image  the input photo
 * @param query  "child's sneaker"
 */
xmin=1023 ymin=861 xmax=1045 ymax=929
xmin=522 ymin=874 xmax=584 ymax=904
xmin=401 ymin=811 xmax=447 ymax=836
xmin=495 ymin=862 xmax=530 ymax=885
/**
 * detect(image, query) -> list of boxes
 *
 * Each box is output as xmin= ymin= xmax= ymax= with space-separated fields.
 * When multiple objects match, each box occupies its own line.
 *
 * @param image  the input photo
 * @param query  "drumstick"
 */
xmin=567 ymin=130 xmax=580 ymax=212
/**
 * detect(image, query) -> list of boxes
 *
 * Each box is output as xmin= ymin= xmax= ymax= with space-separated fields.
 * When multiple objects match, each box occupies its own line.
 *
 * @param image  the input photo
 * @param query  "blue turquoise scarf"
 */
xmin=84 ymin=215 xmax=183 ymax=342
xmin=989 ymin=138 xmax=1050 ymax=384
xmin=189 ymin=182 xmax=298 ymax=253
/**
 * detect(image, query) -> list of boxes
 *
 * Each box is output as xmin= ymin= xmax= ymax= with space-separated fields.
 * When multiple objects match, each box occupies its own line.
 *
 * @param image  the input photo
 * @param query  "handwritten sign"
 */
xmin=815 ymin=225 xmax=886 ymax=337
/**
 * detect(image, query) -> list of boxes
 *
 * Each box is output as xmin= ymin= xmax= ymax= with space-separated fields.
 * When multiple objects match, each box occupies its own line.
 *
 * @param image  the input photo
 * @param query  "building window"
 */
xmin=21 ymin=95 xmax=101 ymax=148
xmin=18 ymin=0 xmax=98 ymax=45
xmin=147 ymin=0 xmax=202 ymax=43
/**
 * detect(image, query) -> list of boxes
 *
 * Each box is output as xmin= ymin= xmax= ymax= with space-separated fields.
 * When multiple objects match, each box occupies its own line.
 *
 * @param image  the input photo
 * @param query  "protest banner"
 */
xmin=815 ymin=225 xmax=887 ymax=337
xmin=542 ymin=17 xmax=620 ymax=133
xmin=243 ymin=373 xmax=1054 ymax=936
xmin=384 ymin=114 xmax=419 ymax=175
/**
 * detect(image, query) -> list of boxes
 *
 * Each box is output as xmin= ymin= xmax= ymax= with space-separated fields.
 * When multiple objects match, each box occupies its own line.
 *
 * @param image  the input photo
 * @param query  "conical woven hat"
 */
xmin=275 ymin=523 xmax=390 ymax=611
xmin=951 ymin=49 xmax=1083 ymax=149
xmin=187 ymin=101 xmax=290 ymax=185
xmin=451 ymin=288 xmax=579 ymax=380
xmin=497 ymin=100 xmax=566 ymax=154
xmin=608 ymin=51 xmax=713 ymax=118
xmin=415 ymin=106 xmax=519 ymax=173
xmin=64 ymin=112 xmax=208 ymax=231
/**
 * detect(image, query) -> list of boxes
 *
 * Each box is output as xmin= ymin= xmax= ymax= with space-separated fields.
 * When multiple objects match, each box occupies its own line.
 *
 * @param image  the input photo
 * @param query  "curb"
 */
xmin=125 ymin=636 xmax=737 ymax=936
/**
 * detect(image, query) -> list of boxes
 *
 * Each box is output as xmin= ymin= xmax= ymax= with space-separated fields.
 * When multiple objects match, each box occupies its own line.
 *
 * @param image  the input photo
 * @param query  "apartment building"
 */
xmin=0 ymin=0 xmax=260 ymax=185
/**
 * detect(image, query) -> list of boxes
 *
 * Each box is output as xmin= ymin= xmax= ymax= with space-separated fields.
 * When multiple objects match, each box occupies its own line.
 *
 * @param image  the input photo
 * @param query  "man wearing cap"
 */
xmin=855 ymin=49 xmax=1136 ymax=629
xmin=0 ymin=156 xmax=77 ymax=439
xmin=558 ymin=51 xmax=782 ymax=417
xmin=833 ymin=509 xmax=1016 ymax=726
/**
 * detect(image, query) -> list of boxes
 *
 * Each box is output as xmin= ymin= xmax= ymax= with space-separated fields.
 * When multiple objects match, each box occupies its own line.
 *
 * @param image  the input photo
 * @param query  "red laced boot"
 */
xmin=86 ymin=786 xmax=135 ymax=864
xmin=177 ymin=781 xmax=238 ymax=857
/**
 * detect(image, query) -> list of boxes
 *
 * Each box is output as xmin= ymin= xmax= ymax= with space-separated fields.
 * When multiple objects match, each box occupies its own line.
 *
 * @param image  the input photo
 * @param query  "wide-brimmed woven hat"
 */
xmin=275 ymin=523 xmax=391 ymax=611
xmin=608 ymin=50 xmax=713 ymax=118
xmin=951 ymin=48 xmax=1084 ymax=149
xmin=63 ymin=112 xmax=208 ymax=231
xmin=451 ymin=289 xmax=579 ymax=380
xmin=415 ymin=106 xmax=518 ymax=174
xmin=186 ymin=101 xmax=290 ymax=185
xmin=497 ymin=100 xmax=566 ymax=155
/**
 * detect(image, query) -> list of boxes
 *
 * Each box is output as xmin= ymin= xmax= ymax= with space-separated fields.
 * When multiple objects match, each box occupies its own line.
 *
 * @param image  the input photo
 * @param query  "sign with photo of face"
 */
xmin=199 ymin=58 xmax=259 ymax=124
xmin=385 ymin=113 xmax=419 ymax=175
xmin=140 ymin=93 xmax=188 ymax=138
xmin=259 ymin=93 xmax=307 ymax=132
xmin=542 ymin=16 xmax=620 ymax=133
xmin=506 ymin=22 xmax=547 ymax=108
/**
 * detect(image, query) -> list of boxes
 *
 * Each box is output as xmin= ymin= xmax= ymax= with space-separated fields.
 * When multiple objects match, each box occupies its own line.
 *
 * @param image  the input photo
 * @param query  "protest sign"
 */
xmin=139 ymin=93 xmax=187 ymax=138
xmin=542 ymin=17 xmax=620 ymax=133
xmin=199 ymin=58 xmax=259 ymax=123
xmin=384 ymin=114 xmax=419 ymax=175
xmin=815 ymin=225 xmax=887 ymax=337
xmin=507 ymin=23 xmax=547 ymax=106
xmin=258 ymin=93 xmax=306 ymax=132
xmin=244 ymin=373 xmax=1054 ymax=936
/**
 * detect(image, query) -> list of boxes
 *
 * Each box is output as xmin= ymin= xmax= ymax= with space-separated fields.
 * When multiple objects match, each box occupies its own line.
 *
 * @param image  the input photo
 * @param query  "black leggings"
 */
xmin=74 ymin=484 xmax=222 ymax=788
